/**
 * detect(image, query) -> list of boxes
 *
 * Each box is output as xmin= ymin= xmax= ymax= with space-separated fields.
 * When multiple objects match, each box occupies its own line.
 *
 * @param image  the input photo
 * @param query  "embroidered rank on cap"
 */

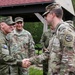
xmin=65 ymin=34 xmax=73 ymax=42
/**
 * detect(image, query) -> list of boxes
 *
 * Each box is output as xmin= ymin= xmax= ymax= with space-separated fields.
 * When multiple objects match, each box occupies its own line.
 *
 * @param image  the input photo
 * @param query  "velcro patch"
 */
xmin=65 ymin=34 xmax=73 ymax=42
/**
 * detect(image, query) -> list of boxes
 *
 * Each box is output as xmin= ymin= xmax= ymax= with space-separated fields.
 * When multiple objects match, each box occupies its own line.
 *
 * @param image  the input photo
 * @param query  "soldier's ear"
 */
xmin=0 ymin=22 xmax=4 ymax=28
xmin=52 ymin=12 xmax=56 ymax=18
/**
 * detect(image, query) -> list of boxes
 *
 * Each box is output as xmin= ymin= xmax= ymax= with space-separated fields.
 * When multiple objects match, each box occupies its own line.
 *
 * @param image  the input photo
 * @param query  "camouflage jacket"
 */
xmin=6 ymin=29 xmax=35 ymax=59
xmin=40 ymin=29 xmax=54 ymax=49
xmin=29 ymin=22 xmax=75 ymax=75
xmin=0 ymin=30 xmax=22 ymax=75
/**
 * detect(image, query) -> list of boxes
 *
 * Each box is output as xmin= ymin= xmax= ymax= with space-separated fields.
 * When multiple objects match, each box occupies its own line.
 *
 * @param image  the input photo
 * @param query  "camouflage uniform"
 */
xmin=40 ymin=29 xmax=54 ymax=75
xmin=7 ymin=17 xmax=35 ymax=75
xmin=29 ymin=2 xmax=75 ymax=75
xmin=0 ymin=19 xmax=22 ymax=75
xmin=29 ymin=21 xmax=75 ymax=75
xmin=40 ymin=29 xmax=54 ymax=48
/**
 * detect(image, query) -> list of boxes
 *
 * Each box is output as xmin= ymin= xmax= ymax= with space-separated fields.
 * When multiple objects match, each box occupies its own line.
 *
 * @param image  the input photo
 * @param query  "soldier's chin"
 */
xmin=17 ymin=29 xmax=22 ymax=31
xmin=6 ymin=30 xmax=11 ymax=34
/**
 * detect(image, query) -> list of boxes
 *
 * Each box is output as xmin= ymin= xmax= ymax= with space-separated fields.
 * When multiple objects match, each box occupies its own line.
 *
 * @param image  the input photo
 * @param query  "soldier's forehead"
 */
xmin=0 ymin=22 xmax=7 ymax=25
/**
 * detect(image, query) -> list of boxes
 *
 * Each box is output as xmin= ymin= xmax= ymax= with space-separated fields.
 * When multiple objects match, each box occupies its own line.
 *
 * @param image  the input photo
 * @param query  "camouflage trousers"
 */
xmin=0 ymin=66 xmax=10 ymax=75
xmin=9 ymin=66 xmax=29 ymax=75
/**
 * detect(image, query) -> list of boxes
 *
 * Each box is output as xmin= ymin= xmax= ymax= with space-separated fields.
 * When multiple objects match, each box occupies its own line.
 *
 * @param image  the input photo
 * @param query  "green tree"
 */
xmin=24 ymin=22 xmax=43 ymax=44
xmin=72 ymin=0 xmax=75 ymax=10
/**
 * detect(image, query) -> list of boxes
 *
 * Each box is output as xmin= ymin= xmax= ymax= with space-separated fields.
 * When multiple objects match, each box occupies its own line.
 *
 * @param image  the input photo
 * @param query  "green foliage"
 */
xmin=35 ymin=43 xmax=42 ymax=55
xmin=29 ymin=67 xmax=43 ymax=75
xmin=72 ymin=0 xmax=75 ymax=11
xmin=35 ymin=44 xmax=42 ymax=49
xmin=35 ymin=50 xmax=42 ymax=55
xmin=24 ymin=22 xmax=43 ymax=44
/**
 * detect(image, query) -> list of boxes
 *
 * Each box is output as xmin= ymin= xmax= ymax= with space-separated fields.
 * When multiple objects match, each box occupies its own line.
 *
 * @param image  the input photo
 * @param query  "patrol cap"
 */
xmin=15 ymin=17 xmax=23 ymax=23
xmin=0 ymin=17 xmax=15 ymax=26
xmin=5 ymin=17 xmax=15 ymax=25
xmin=43 ymin=2 xmax=62 ymax=17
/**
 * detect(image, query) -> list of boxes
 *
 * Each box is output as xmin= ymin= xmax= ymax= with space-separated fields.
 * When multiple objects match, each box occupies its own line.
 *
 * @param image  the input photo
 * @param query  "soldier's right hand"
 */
xmin=22 ymin=59 xmax=31 ymax=68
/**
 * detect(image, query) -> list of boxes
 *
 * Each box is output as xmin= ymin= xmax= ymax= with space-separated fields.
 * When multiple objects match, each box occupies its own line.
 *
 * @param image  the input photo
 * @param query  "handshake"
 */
xmin=22 ymin=59 xmax=31 ymax=68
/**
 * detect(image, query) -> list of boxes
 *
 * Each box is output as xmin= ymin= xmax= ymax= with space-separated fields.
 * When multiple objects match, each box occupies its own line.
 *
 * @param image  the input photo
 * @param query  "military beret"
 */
xmin=15 ymin=17 xmax=23 ymax=23
xmin=42 ymin=2 xmax=62 ymax=17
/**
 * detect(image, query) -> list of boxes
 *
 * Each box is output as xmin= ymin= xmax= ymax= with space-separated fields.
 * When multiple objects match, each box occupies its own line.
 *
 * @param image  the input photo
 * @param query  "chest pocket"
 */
xmin=51 ymin=36 xmax=60 ymax=52
xmin=1 ymin=44 xmax=9 ymax=55
xmin=53 ymin=36 xmax=60 ymax=46
xmin=0 ymin=37 xmax=9 ymax=55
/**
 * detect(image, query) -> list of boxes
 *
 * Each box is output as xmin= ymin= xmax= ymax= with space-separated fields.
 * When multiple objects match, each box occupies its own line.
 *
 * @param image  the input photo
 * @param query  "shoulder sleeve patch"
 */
xmin=62 ymin=34 xmax=74 ymax=47
xmin=65 ymin=34 xmax=73 ymax=42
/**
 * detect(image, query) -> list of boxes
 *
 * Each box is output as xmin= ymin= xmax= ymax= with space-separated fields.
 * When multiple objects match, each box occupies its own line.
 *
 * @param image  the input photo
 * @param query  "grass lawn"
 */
xmin=29 ymin=66 xmax=43 ymax=75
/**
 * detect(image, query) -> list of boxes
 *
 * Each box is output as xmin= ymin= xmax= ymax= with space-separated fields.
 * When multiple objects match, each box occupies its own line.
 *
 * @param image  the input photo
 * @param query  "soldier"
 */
xmin=8 ymin=17 xmax=35 ymax=75
xmin=0 ymin=17 xmax=29 ymax=75
xmin=23 ymin=2 xmax=75 ymax=75
xmin=6 ymin=16 xmax=15 ymax=49
xmin=40 ymin=29 xmax=54 ymax=75
xmin=40 ymin=29 xmax=52 ymax=50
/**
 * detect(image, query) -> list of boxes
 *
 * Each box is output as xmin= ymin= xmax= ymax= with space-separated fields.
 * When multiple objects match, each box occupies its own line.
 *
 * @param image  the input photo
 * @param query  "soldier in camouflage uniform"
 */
xmin=7 ymin=17 xmax=35 ymax=75
xmin=6 ymin=16 xmax=15 ymax=49
xmin=40 ymin=29 xmax=54 ymax=75
xmin=0 ymin=17 xmax=27 ymax=75
xmin=24 ymin=3 xmax=75 ymax=75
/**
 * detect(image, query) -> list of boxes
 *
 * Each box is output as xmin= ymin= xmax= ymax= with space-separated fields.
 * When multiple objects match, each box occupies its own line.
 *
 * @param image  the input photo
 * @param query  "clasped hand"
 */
xmin=22 ymin=59 xmax=31 ymax=68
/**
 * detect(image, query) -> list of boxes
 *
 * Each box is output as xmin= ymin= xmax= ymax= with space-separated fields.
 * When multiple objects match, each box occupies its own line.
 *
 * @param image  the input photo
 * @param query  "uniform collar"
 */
xmin=55 ymin=20 xmax=63 ymax=34
xmin=13 ymin=29 xmax=24 ymax=35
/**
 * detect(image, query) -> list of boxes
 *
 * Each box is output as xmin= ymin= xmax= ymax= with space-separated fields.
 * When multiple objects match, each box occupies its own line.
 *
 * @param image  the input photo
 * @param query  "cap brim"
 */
xmin=15 ymin=19 xmax=23 ymax=23
xmin=42 ymin=10 xmax=50 ymax=17
xmin=9 ymin=23 xmax=15 ymax=25
xmin=7 ymin=21 xmax=15 ymax=25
